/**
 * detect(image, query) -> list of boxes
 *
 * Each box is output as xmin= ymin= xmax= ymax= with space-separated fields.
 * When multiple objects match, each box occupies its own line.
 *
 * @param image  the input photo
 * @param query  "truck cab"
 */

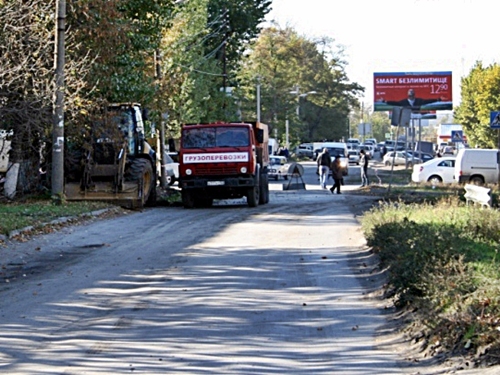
xmin=179 ymin=122 xmax=270 ymax=208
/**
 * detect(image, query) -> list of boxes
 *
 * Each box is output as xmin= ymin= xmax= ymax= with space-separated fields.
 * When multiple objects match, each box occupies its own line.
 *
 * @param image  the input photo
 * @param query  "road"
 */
xmin=0 ymin=161 xmax=490 ymax=374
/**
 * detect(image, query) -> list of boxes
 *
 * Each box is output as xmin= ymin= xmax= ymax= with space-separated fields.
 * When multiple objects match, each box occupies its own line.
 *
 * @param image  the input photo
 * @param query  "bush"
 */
xmin=361 ymin=196 xmax=500 ymax=365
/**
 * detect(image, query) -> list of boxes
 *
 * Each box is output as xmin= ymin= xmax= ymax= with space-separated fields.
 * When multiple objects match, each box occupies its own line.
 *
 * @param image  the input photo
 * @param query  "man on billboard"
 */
xmin=384 ymin=88 xmax=440 ymax=110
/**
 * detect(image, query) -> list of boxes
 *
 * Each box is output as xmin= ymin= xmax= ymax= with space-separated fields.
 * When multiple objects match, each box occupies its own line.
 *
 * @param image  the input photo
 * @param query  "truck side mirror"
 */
xmin=168 ymin=138 xmax=176 ymax=152
xmin=256 ymin=129 xmax=264 ymax=143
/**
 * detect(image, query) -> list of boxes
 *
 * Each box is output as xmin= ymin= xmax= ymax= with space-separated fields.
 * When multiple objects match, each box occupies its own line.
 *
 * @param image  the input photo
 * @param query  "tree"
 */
xmin=366 ymin=111 xmax=391 ymax=143
xmin=156 ymin=0 xmax=214 ymax=137
xmin=454 ymin=62 xmax=500 ymax=148
xmin=0 ymin=0 xmax=92 ymax=196
xmin=236 ymin=26 xmax=363 ymax=146
xmin=205 ymin=0 xmax=272 ymax=90
xmin=67 ymin=0 xmax=178 ymax=106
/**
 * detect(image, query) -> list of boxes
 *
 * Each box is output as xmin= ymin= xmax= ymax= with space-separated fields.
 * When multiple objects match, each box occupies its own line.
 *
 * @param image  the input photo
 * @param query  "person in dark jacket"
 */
xmin=316 ymin=148 xmax=331 ymax=189
xmin=360 ymin=149 xmax=369 ymax=187
xmin=329 ymin=155 xmax=343 ymax=194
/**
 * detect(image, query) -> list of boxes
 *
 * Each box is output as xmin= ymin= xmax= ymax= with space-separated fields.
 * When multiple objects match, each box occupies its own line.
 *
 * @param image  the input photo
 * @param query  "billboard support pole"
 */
xmin=498 ymin=130 xmax=500 ymax=185
xmin=388 ymin=124 xmax=401 ymax=195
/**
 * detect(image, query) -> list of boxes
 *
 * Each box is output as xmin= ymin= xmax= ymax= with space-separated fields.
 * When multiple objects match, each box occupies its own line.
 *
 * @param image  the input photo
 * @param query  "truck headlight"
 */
xmin=186 ymin=169 xmax=192 ymax=175
xmin=240 ymin=166 xmax=247 ymax=173
xmin=340 ymin=160 xmax=347 ymax=167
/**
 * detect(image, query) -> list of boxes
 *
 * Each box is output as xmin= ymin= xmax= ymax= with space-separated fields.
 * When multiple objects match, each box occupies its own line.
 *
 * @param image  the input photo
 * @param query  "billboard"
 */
xmin=374 ymin=71 xmax=452 ymax=112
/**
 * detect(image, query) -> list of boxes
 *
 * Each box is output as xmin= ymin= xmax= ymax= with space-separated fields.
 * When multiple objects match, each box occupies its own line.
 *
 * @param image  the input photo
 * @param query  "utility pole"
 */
xmin=256 ymin=77 xmax=261 ymax=123
xmin=222 ymin=9 xmax=229 ymax=93
xmin=51 ymin=0 xmax=65 ymax=201
xmin=360 ymin=101 xmax=365 ymax=142
xmin=155 ymin=49 xmax=167 ymax=188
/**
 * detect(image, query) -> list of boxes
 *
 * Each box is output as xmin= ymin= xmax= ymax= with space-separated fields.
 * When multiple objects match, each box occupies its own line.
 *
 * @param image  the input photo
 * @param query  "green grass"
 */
xmin=0 ymin=197 xmax=113 ymax=235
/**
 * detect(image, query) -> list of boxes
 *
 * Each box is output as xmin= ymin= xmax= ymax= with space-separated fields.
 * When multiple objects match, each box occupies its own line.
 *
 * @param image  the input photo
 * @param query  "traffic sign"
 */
xmin=490 ymin=111 xmax=500 ymax=129
xmin=451 ymin=130 xmax=463 ymax=143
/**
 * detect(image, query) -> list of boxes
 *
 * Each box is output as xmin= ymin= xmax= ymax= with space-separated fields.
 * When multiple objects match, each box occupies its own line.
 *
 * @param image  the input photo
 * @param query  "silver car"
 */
xmin=383 ymin=151 xmax=421 ymax=167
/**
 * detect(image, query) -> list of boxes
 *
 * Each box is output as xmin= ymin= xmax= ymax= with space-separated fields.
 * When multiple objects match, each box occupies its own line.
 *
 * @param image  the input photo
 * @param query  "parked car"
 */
xmin=347 ymin=143 xmax=358 ymax=150
xmin=365 ymin=139 xmax=379 ymax=152
xmin=377 ymin=142 xmax=387 ymax=154
xmin=164 ymin=153 xmax=179 ymax=185
xmin=269 ymin=155 xmax=289 ymax=180
xmin=348 ymin=149 xmax=360 ymax=165
xmin=383 ymin=151 xmax=421 ymax=166
xmin=384 ymin=140 xmax=406 ymax=152
xmin=441 ymin=145 xmax=455 ymax=156
xmin=359 ymin=144 xmax=375 ymax=158
xmin=407 ymin=150 xmax=434 ymax=163
xmin=295 ymin=144 xmax=314 ymax=159
xmin=411 ymin=157 xmax=456 ymax=184
xmin=346 ymin=138 xmax=360 ymax=147
xmin=365 ymin=138 xmax=377 ymax=145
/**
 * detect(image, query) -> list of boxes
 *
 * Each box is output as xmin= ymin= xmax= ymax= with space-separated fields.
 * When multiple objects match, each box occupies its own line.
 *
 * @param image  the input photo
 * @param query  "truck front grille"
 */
xmin=196 ymin=165 xmax=239 ymax=175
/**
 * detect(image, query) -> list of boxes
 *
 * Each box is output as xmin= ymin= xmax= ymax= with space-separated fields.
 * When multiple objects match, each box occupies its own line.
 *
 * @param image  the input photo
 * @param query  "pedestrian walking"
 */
xmin=381 ymin=145 xmax=387 ymax=158
xmin=317 ymin=147 xmax=331 ymax=189
xmin=329 ymin=155 xmax=343 ymax=194
xmin=360 ymin=149 xmax=370 ymax=187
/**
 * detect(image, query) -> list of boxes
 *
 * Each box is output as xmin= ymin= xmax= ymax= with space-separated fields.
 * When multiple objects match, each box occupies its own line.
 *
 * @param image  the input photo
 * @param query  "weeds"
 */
xmin=361 ymin=195 xmax=500 ymax=365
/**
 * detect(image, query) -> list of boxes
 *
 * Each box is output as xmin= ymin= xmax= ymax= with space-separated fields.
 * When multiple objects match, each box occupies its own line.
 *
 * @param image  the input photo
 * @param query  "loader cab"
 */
xmin=109 ymin=104 xmax=145 ymax=157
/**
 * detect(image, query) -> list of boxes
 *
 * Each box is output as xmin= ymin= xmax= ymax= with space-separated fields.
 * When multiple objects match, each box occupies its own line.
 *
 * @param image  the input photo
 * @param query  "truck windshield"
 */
xmin=183 ymin=126 xmax=249 ymax=149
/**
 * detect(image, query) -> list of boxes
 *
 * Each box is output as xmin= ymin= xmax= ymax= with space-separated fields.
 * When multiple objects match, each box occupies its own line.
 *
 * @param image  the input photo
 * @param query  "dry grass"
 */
xmin=361 ymin=194 xmax=500 ymax=367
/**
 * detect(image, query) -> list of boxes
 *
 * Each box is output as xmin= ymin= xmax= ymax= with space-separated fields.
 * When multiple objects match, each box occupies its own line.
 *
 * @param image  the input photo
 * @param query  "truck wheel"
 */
xmin=182 ymin=191 xmax=195 ymax=208
xmin=264 ymin=176 xmax=270 ymax=204
xmin=127 ymin=158 xmax=155 ymax=208
xmin=259 ymin=173 xmax=269 ymax=204
xmin=247 ymin=186 xmax=259 ymax=207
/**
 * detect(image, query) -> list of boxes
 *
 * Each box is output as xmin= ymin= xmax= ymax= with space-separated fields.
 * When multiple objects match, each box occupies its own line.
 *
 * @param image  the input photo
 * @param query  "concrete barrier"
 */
xmin=464 ymin=184 xmax=491 ymax=208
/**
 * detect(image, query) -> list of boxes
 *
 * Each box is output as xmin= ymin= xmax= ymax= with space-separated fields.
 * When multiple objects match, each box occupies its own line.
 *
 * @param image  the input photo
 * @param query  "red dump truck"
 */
xmin=179 ymin=122 xmax=270 ymax=208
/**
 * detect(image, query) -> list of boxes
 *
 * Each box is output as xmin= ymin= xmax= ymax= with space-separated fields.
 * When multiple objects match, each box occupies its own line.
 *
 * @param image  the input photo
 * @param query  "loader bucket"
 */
xmin=65 ymin=180 xmax=145 ymax=209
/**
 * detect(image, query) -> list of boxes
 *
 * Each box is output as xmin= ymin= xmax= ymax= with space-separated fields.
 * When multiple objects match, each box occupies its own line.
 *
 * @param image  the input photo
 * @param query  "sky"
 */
xmin=264 ymin=0 xmax=498 ymax=110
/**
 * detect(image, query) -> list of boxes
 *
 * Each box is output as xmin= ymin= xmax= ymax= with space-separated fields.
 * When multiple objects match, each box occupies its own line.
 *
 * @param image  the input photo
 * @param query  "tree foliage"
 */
xmin=454 ymin=62 xmax=500 ymax=148
xmin=67 ymin=0 xmax=178 ymax=105
xmin=205 ymin=0 xmax=271 ymax=88
xmin=0 ymin=0 xmax=93 ymax=192
xmin=236 ymin=26 xmax=363 ymax=145
xmin=365 ymin=111 xmax=391 ymax=143
xmin=156 ymin=0 xmax=213 ymax=136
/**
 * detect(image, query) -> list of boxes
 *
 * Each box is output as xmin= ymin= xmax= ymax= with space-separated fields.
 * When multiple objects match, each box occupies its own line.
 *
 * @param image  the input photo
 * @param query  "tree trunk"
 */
xmin=4 ymin=162 xmax=19 ymax=199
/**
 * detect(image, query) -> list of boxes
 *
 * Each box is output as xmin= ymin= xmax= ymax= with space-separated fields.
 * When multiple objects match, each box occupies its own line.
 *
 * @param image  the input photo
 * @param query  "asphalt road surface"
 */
xmin=0 ymin=161 xmax=495 ymax=374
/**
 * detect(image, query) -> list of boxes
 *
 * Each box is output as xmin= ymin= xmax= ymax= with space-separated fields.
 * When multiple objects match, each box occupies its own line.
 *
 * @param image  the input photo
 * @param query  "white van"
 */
xmin=321 ymin=142 xmax=349 ymax=176
xmin=268 ymin=138 xmax=279 ymax=156
xmin=454 ymin=148 xmax=499 ymax=184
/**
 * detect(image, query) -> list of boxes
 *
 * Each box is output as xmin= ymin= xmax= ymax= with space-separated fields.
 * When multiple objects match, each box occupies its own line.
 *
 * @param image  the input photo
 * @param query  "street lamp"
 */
xmin=289 ymin=87 xmax=317 ymax=117
xmin=287 ymin=86 xmax=317 ymax=149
